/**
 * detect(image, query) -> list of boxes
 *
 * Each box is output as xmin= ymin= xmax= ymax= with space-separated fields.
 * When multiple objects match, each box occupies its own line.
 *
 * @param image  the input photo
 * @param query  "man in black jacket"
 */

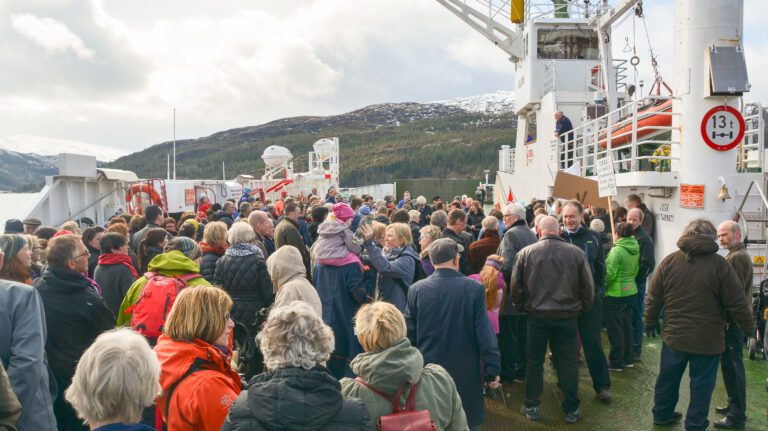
xmin=627 ymin=208 xmax=655 ymax=359
xmin=442 ymin=209 xmax=474 ymax=275
xmin=561 ymin=200 xmax=612 ymax=403
xmin=511 ymin=216 xmax=594 ymax=424
xmin=497 ymin=203 xmax=537 ymax=382
xmin=130 ymin=204 xmax=165 ymax=253
xmin=35 ymin=234 xmax=114 ymax=431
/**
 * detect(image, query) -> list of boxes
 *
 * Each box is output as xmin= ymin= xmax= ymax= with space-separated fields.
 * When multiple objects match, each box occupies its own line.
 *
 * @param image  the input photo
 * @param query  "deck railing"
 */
xmin=740 ymin=102 xmax=765 ymax=172
xmin=553 ymin=95 xmax=680 ymax=176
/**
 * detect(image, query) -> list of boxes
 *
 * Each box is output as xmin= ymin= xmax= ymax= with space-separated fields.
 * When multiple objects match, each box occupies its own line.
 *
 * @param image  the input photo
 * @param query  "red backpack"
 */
xmin=355 ymin=378 xmax=436 ymax=431
xmin=127 ymin=272 xmax=201 ymax=339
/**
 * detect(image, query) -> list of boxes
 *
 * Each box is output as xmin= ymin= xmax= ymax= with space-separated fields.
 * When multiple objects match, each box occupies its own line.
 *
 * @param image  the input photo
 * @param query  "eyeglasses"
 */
xmin=71 ymin=250 xmax=90 ymax=260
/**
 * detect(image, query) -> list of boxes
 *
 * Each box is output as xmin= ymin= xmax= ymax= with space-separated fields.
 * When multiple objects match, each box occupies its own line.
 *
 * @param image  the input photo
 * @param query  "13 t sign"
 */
xmin=700 ymin=105 xmax=745 ymax=151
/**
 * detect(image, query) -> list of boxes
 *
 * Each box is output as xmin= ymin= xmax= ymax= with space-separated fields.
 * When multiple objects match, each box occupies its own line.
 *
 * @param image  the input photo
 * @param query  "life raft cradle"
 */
xmin=125 ymin=179 xmax=169 ymax=215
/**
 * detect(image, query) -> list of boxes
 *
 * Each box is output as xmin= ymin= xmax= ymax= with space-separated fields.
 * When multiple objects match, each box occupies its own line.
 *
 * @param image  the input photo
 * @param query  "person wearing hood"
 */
xmin=117 ymin=237 xmax=210 ymax=327
xmin=222 ymin=301 xmax=371 ymax=431
xmin=646 ymin=219 xmax=754 ymax=430
xmin=360 ymin=222 xmax=419 ymax=313
xmin=94 ymin=233 xmax=138 ymax=318
xmin=342 ymin=301 xmax=468 ymax=430
xmin=34 ymin=234 xmax=115 ymax=431
xmin=155 ymin=286 xmax=242 ymax=431
xmin=199 ymin=221 xmax=228 ymax=283
xmin=267 ymin=245 xmax=322 ymax=317
xmin=603 ymin=222 xmax=640 ymax=372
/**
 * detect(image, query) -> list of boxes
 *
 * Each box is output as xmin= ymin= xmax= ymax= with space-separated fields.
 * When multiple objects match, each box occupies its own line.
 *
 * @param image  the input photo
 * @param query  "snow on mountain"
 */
xmin=430 ymin=91 xmax=515 ymax=115
xmin=0 ymin=135 xmax=126 ymax=162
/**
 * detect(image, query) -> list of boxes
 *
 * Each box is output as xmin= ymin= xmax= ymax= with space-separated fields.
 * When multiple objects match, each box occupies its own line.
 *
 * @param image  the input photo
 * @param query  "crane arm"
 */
xmin=435 ymin=0 xmax=524 ymax=61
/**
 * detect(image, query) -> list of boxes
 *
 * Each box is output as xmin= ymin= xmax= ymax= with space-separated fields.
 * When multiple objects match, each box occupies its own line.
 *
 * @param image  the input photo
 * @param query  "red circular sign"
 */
xmin=700 ymin=105 xmax=745 ymax=151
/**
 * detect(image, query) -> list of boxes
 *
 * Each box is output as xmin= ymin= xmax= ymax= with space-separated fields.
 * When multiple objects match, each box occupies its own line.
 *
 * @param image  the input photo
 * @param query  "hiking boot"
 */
xmin=713 ymin=417 xmax=745 ymax=429
xmin=715 ymin=406 xmax=731 ymax=415
xmin=520 ymin=405 xmax=541 ymax=421
xmin=597 ymin=388 xmax=612 ymax=403
xmin=654 ymin=412 xmax=683 ymax=426
xmin=564 ymin=409 xmax=582 ymax=424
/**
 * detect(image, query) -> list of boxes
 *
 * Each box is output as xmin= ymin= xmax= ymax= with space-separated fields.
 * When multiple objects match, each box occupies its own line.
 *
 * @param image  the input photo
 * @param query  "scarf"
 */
xmin=200 ymin=242 xmax=227 ymax=255
xmin=98 ymin=253 xmax=139 ymax=279
xmin=224 ymin=242 xmax=263 ymax=258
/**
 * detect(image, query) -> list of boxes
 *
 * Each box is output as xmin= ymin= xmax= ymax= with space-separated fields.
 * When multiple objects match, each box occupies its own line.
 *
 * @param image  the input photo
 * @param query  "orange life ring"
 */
xmin=125 ymin=184 xmax=162 ymax=214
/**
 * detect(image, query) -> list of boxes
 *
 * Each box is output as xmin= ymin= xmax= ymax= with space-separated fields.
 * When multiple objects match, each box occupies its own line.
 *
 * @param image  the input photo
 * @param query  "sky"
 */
xmin=0 ymin=0 xmax=766 ymax=157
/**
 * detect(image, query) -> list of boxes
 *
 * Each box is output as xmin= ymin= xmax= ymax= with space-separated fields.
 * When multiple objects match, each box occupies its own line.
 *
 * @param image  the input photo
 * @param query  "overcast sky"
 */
xmin=0 ymin=0 xmax=766 ymax=155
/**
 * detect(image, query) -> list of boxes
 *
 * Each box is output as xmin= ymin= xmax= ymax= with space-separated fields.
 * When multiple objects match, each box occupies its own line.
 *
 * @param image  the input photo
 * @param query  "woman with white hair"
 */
xmin=417 ymin=225 xmax=442 ymax=276
xmin=341 ymin=301 xmax=467 ymax=430
xmin=64 ymin=328 xmax=159 ymax=431
xmin=214 ymin=221 xmax=274 ymax=377
xmin=222 ymin=301 xmax=371 ymax=430
xmin=408 ymin=210 xmax=421 ymax=251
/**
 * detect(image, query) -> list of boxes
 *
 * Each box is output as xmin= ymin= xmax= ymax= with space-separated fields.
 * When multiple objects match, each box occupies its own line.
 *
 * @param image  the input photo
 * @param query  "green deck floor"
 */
xmin=482 ymin=334 xmax=768 ymax=430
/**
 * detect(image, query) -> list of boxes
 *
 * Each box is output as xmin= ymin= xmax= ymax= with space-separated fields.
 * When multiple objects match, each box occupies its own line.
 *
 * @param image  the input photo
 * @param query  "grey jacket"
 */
xmin=497 ymin=220 xmax=538 ymax=315
xmin=314 ymin=220 xmax=362 ymax=261
xmin=0 ymin=280 xmax=57 ymax=430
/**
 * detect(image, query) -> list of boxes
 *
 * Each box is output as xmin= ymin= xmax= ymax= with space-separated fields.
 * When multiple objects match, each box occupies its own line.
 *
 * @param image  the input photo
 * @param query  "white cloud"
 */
xmin=11 ymin=13 xmax=95 ymax=59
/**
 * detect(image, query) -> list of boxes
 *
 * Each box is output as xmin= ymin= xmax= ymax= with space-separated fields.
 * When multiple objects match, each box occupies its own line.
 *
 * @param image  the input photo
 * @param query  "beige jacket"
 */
xmin=266 ymin=245 xmax=322 ymax=317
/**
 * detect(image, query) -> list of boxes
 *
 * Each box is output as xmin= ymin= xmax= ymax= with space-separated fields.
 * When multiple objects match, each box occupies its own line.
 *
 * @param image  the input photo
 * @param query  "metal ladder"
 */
xmin=737 ymin=177 xmax=768 ymax=287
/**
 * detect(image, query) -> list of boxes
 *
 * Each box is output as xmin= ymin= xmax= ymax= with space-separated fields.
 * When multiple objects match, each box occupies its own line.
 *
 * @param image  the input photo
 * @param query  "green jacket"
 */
xmin=340 ymin=338 xmax=468 ymax=431
xmin=116 ymin=250 xmax=211 ymax=326
xmin=605 ymin=236 xmax=640 ymax=298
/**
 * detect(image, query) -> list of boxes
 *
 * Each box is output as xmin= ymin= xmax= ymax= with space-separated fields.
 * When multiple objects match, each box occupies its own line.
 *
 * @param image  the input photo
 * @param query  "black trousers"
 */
xmin=499 ymin=314 xmax=527 ymax=380
xmin=525 ymin=315 xmax=580 ymax=413
xmin=578 ymin=295 xmax=611 ymax=392
xmin=604 ymin=294 xmax=635 ymax=367
xmin=720 ymin=324 xmax=747 ymax=424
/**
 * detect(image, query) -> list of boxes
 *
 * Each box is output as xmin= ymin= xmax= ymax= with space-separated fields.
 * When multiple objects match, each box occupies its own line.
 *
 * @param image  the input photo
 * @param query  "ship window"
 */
xmin=537 ymin=28 xmax=599 ymax=60
xmin=708 ymin=46 xmax=750 ymax=96
xmin=525 ymin=113 xmax=537 ymax=144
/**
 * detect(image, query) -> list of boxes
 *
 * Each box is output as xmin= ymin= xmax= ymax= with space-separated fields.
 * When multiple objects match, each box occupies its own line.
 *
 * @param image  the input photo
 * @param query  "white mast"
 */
xmin=173 ymin=108 xmax=177 ymax=181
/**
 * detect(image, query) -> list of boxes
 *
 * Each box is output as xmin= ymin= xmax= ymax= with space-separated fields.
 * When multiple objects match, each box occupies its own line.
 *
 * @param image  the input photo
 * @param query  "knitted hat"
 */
xmin=333 ymin=203 xmax=355 ymax=222
xmin=165 ymin=236 xmax=202 ymax=261
xmin=4 ymin=219 xmax=23 ymax=234
xmin=0 ymin=234 xmax=28 ymax=267
xmin=358 ymin=205 xmax=372 ymax=216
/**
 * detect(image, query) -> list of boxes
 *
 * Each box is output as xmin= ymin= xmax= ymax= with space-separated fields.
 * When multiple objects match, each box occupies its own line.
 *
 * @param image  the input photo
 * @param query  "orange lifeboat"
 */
xmin=125 ymin=183 xmax=163 ymax=215
xmin=598 ymin=99 xmax=672 ymax=148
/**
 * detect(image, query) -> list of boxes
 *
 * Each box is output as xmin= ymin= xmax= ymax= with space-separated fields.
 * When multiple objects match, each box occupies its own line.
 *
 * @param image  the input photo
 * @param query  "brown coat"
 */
xmin=468 ymin=231 xmax=501 ymax=274
xmin=725 ymin=242 xmax=753 ymax=302
xmin=645 ymin=235 xmax=755 ymax=355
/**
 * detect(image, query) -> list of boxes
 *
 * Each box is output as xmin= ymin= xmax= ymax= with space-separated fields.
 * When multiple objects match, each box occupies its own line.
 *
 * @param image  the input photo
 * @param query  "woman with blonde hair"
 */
xmin=360 ymin=222 xmax=420 ymax=313
xmin=64 ymin=328 xmax=159 ymax=431
xmin=468 ymin=254 xmax=505 ymax=337
xmin=24 ymin=234 xmax=43 ymax=280
xmin=222 ymin=301 xmax=370 ymax=430
xmin=154 ymin=286 xmax=242 ymax=431
xmin=340 ymin=301 xmax=467 ymax=430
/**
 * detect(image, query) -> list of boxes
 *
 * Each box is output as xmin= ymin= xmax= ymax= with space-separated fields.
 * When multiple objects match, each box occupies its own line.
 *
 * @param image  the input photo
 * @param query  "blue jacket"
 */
xmin=313 ymin=263 xmax=374 ymax=379
xmin=0 ymin=280 xmax=57 ymax=431
xmin=405 ymin=268 xmax=500 ymax=427
xmin=562 ymin=225 xmax=606 ymax=295
xmin=363 ymin=241 xmax=419 ymax=312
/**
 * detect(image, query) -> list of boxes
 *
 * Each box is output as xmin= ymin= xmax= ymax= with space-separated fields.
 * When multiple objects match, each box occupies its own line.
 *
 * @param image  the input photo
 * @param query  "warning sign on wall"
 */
xmin=679 ymin=184 xmax=705 ymax=209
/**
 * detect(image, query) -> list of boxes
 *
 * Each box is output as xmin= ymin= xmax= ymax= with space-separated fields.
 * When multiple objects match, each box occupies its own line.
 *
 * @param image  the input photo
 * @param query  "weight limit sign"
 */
xmin=700 ymin=105 xmax=745 ymax=152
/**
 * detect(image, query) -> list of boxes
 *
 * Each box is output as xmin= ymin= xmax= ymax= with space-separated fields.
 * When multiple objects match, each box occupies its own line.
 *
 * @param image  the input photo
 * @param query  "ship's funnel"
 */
xmin=261 ymin=145 xmax=293 ymax=167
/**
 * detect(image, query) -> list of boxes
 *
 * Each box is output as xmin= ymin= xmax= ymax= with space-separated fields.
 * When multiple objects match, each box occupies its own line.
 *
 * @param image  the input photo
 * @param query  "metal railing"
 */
xmin=740 ymin=102 xmax=765 ymax=172
xmin=554 ymin=95 xmax=680 ymax=176
xmin=525 ymin=1 xmax=609 ymax=22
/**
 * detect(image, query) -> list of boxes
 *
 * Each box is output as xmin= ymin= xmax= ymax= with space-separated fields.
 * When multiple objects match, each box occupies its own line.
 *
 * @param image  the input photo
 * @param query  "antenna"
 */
xmin=166 ymin=154 xmax=170 ymax=180
xmin=173 ymin=108 xmax=176 ymax=181
xmin=222 ymin=161 xmax=225 ymax=180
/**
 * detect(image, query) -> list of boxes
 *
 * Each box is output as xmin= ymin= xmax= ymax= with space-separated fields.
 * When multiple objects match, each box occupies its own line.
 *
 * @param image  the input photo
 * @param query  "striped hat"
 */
xmin=0 ymin=234 xmax=28 ymax=267
xmin=165 ymin=236 xmax=202 ymax=261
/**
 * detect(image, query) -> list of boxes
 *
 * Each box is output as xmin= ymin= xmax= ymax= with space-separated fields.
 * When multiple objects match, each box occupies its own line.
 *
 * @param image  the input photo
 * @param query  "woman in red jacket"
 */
xmin=154 ymin=286 xmax=242 ymax=431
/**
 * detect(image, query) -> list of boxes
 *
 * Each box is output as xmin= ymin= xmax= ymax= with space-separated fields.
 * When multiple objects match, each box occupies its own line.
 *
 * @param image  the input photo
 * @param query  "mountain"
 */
xmin=0 ymin=149 xmax=58 ymax=192
xmin=110 ymin=92 xmax=518 ymax=187
xmin=0 ymin=135 xmax=126 ymax=162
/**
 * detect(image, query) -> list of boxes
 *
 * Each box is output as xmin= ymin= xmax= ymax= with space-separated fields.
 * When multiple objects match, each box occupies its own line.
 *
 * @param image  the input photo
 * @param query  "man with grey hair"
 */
xmin=214 ymin=201 xmax=236 ymax=228
xmin=497 ymin=202 xmax=537 ymax=383
xmin=646 ymin=218 xmax=754 ymax=429
xmin=510 ymin=215 xmax=594 ymax=424
xmin=627 ymin=207 xmax=655 ymax=360
xmin=713 ymin=220 xmax=752 ymax=429
xmin=248 ymin=210 xmax=273 ymax=258
xmin=430 ymin=209 xmax=448 ymax=230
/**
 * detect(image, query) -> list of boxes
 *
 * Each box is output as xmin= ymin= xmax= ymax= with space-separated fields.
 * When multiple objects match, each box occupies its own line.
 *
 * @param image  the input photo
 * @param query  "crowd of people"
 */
xmin=0 ymin=188 xmax=758 ymax=431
